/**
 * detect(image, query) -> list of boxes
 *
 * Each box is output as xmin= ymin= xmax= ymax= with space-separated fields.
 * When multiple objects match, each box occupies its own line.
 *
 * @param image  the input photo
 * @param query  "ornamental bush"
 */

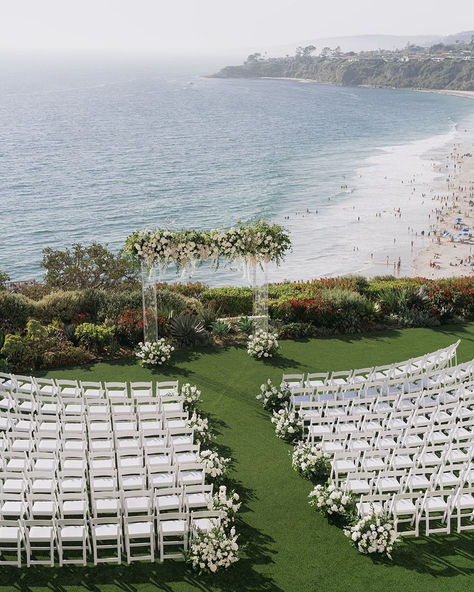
xmin=271 ymin=405 xmax=303 ymax=443
xmin=187 ymin=524 xmax=239 ymax=573
xmin=200 ymin=287 xmax=253 ymax=316
xmin=0 ymin=291 xmax=35 ymax=329
xmin=34 ymin=290 xmax=84 ymax=323
xmin=247 ymin=330 xmax=279 ymax=359
xmin=256 ymin=378 xmax=291 ymax=412
xmin=75 ymin=322 xmax=116 ymax=354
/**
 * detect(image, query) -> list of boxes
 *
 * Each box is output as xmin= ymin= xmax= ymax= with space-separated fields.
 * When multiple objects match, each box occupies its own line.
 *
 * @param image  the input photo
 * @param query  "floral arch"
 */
xmin=125 ymin=220 xmax=291 ymax=341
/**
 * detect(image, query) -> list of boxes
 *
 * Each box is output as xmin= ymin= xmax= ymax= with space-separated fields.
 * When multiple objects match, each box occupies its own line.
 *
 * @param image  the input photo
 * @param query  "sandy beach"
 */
xmin=414 ymin=144 xmax=474 ymax=278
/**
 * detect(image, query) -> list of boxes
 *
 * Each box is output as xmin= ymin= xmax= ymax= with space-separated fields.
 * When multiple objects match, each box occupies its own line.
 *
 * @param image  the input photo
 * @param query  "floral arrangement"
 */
xmin=181 ymin=383 xmax=202 ymax=411
xmin=199 ymin=449 xmax=231 ymax=482
xmin=256 ymin=378 xmax=291 ymax=411
xmin=185 ymin=411 xmax=213 ymax=445
xmin=135 ymin=339 xmax=174 ymax=367
xmin=308 ymin=482 xmax=356 ymax=523
xmin=291 ymin=441 xmax=331 ymax=481
xmin=125 ymin=220 xmax=291 ymax=273
xmin=247 ymin=330 xmax=279 ymax=359
xmin=344 ymin=512 xmax=399 ymax=558
xmin=208 ymin=485 xmax=241 ymax=527
xmin=187 ymin=524 xmax=239 ymax=573
xmin=271 ymin=405 xmax=303 ymax=442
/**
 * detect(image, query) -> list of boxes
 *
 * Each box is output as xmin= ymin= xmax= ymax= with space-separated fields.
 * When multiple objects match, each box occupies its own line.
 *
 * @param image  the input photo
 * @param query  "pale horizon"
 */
xmin=0 ymin=0 xmax=472 ymax=56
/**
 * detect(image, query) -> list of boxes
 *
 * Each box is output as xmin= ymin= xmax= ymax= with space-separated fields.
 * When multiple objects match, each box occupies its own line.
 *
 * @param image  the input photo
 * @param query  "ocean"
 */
xmin=1 ymin=55 xmax=474 ymax=285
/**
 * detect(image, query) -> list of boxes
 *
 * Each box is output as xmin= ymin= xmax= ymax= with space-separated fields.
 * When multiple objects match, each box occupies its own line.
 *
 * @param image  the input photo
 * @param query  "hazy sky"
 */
xmin=1 ymin=0 xmax=472 ymax=54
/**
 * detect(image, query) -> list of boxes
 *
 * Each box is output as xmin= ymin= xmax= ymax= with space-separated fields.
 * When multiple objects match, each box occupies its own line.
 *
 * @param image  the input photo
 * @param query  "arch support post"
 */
xmin=141 ymin=261 xmax=158 ymax=343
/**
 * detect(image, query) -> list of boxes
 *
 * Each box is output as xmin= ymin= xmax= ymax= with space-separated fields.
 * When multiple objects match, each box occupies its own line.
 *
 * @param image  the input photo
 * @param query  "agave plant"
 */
xmin=211 ymin=320 xmax=231 ymax=338
xmin=170 ymin=315 xmax=208 ymax=346
xmin=237 ymin=316 xmax=254 ymax=335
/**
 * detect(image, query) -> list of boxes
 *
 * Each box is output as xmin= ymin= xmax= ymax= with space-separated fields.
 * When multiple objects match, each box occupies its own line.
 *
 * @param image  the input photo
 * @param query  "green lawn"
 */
xmin=2 ymin=324 xmax=474 ymax=592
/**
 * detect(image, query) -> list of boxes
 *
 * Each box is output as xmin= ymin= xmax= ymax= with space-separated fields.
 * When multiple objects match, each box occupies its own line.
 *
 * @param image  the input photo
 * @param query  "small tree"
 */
xmin=0 ymin=270 xmax=10 ymax=290
xmin=41 ymin=243 xmax=139 ymax=291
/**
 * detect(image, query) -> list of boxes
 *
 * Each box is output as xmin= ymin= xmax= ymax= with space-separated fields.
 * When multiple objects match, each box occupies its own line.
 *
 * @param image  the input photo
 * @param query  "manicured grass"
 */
xmin=2 ymin=324 xmax=474 ymax=592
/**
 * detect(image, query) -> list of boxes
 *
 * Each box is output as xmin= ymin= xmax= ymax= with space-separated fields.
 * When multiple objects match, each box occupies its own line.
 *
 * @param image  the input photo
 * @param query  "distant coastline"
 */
xmin=256 ymin=77 xmax=474 ymax=100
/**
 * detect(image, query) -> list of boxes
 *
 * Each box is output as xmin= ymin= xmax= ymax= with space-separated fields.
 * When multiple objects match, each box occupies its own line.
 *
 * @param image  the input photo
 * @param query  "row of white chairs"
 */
xmin=288 ymin=359 xmax=474 ymax=405
xmin=0 ymin=508 xmax=223 ymax=567
xmin=357 ymin=486 xmax=474 ymax=536
xmin=282 ymin=341 xmax=460 ymax=390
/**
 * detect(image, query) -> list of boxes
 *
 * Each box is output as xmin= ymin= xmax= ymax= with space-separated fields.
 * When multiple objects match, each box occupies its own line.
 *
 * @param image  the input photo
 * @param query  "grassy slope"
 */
xmin=2 ymin=324 xmax=474 ymax=592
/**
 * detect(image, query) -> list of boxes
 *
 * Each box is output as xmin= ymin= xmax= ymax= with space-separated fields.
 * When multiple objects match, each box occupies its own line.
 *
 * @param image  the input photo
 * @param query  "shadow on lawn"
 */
xmin=374 ymin=531 xmax=474 ymax=577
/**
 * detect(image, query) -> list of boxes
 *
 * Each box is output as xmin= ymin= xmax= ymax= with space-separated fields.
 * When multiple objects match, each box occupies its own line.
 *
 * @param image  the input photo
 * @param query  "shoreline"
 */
xmin=259 ymin=76 xmax=474 ymax=100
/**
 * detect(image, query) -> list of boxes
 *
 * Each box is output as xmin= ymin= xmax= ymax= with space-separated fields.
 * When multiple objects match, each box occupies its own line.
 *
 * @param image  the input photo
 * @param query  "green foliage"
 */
xmin=75 ymin=322 xmax=116 ymax=354
xmin=198 ymin=306 xmax=218 ymax=331
xmin=170 ymin=315 xmax=208 ymax=347
xmin=0 ymin=270 xmax=10 ymax=290
xmin=34 ymin=290 xmax=83 ymax=323
xmin=41 ymin=242 xmax=140 ymax=291
xmin=42 ymin=345 xmax=94 ymax=369
xmin=1 ymin=334 xmax=29 ymax=369
xmin=0 ymin=291 xmax=35 ymax=328
xmin=211 ymin=320 xmax=232 ymax=338
xmin=236 ymin=316 xmax=254 ymax=335
xmin=200 ymin=287 xmax=253 ymax=316
xmin=279 ymin=322 xmax=314 ymax=339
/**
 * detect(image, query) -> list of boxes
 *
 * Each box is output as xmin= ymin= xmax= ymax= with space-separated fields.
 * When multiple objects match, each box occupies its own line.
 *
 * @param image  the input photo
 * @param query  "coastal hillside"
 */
xmin=212 ymin=41 xmax=474 ymax=90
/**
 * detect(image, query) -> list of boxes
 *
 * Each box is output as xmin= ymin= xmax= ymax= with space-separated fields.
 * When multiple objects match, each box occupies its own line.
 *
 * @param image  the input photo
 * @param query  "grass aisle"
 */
xmin=2 ymin=325 xmax=474 ymax=592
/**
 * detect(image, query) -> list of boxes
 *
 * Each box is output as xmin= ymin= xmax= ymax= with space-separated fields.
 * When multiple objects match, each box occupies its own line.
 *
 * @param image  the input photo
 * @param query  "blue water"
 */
xmin=1 ymin=55 xmax=474 ymax=284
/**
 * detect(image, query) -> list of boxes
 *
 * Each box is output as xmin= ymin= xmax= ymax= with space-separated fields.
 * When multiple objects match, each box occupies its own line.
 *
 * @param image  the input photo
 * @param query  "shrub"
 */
xmin=96 ymin=290 xmax=142 ymax=322
xmin=75 ymin=323 xmax=116 ymax=354
xmin=200 ymin=287 xmax=253 ymax=316
xmin=42 ymin=345 xmax=94 ymax=369
xmin=308 ymin=483 xmax=357 ymax=525
xmin=256 ymin=378 xmax=291 ymax=411
xmin=344 ymin=512 xmax=399 ymax=557
xmin=170 ymin=315 xmax=208 ymax=346
xmin=135 ymin=339 xmax=174 ymax=367
xmin=279 ymin=322 xmax=313 ymax=338
xmin=0 ymin=334 xmax=32 ymax=370
xmin=34 ymin=290 xmax=83 ymax=323
xmin=291 ymin=442 xmax=331 ymax=482
xmin=0 ymin=270 xmax=10 ymax=290
xmin=0 ymin=292 xmax=35 ymax=328
xmin=198 ymin=306 xmax=218 ymax=331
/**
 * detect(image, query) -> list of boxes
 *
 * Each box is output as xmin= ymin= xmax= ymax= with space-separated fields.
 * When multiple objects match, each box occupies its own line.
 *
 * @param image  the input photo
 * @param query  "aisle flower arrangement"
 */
xmin=185 ymin=411 xmax=213 ymax=445
xmin=208 ymin=485 xmax=241 ymax=527
xmin=199 ymin=449 xmax=231 ymax=482
xmin=308 ymin=482 xmax=356 ymax=524
xmin=291 ymin=441 xmax=331 ymax=481
xmin=256 ymin=378 xmax=291 ymax=411
xmin=271 ymin=405 xmax=303 ymax=442
xmin=344 ymin=512 xmax=399 ymax=558
xmin=135 ymin=339 xmax=174 ymax=367
xmin=181 ymin=383 xmax=202 ymax=411
xmin=247 ymin=330 xmax=279 ymax=359
xmin=187 ymin=524 xmax=240 ymax=573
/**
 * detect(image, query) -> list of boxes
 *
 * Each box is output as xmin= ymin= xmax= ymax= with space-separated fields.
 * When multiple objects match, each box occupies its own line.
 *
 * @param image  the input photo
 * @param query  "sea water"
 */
xmin=1 ymin=55 xmax=473 ymax=285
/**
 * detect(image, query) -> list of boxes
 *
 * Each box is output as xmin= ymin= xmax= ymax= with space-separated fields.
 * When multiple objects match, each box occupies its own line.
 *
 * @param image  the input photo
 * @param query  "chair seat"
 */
xmin=406 ymin=475 xmax=430 ymax=489
xmin=438 ymin=472 xmax=459 ymax=487
xmin=378 ymin=478 xmax=400 ymax=491
xmin=63 ymin=500 xmax=87 ymax=515
xmin=60 ymin=525 xmax=86 ymax=540
xmin=156 ymin=495 xmax=180 ymax=510
xmin=127 ymin=521 xmax=153 ymax=536
xmin=94 ymin=523 xmax=119 ymax=539
xmin=187 ymin=493 xmax=210 ymax=508
xmin=193 ymin=518 xmax=218 ymax=532
xmin=150 ymin=473 xmax=174 ymax=487
xmin=392 ymin=455 xmax=413 ymax=469
xmin=171 ymin=436 xmax=192 ymax=446
xmin=1 ymin=501 xmax=26 ymax=516
xmin=0 ymin=525 xmax=21 ymax=541
xmin=31 ymin=479 xmax=54 ymax=493
xmin=29 ymin=526 xmax=53 ymax=541
xmin=364 ymin=458 xmax=385 ymax=471
xmin=121 ymin=476 xmax=145 ymax=489
xmin=124 ymin=497 xmax=150 ymax=513
xmin=161 ymin=403 xmax=182 ymax=414
xmin=455 ymin=494 xmax=474 ymax=509
xmin=31 ymin=501 xmax=56 ymax=515
xmin=359 ymin=501 xmax=383 ymax=516
xmin=333 ymin=460 xmax=356 ymax=472
xmin=62 ymin=478 xmax=85 ymax=492
xmin=393 ymin=499 xmax=416 ymax=513
xmin=181 ymin=471 xmax=203 ymax=484
xmin=425 ymin=497 xmax=448 ymax=512
xmin=95 ymin=498 xmax=120 ymax=513
xmin=348 ymin=479 xmax=371 ymax=494
xmin=175 ymin=452 xmax=198 ymax=464
xmin=161 ymin=519 xmax=186 ymax=534
xmin=321 ymin=442 xmax=344 ymax=454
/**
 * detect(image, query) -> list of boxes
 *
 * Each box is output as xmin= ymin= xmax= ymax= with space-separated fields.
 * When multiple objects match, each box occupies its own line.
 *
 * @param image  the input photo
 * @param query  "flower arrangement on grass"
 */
xmin=308 ymin=482 xmax=356 ymax=524
xmin=135 ymin=339 xmax=174 ymax=367
xmin=208 ymin=485 xmax=241 ymax=527
xmin=271 ymin=405 xmax=303 ymax=443
xmin=247 ymin=330 xmax=279 ymax=359
xmin=199 ymin=449 xmax=231 ymax=482
xmin=291 ymin=441 xmax=331 ymax=481
xmin=185 ymin=411 xmax=213 ymax=445
xmin=187 ymin=524 xmax=240 ymax=573
xmin=181 ymin=383 xmax=202 ymax=411
xmin=256 ymin=378 xmax=291 ymax=411
xmin=344 ymin=512 xmax=399 ymax=558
